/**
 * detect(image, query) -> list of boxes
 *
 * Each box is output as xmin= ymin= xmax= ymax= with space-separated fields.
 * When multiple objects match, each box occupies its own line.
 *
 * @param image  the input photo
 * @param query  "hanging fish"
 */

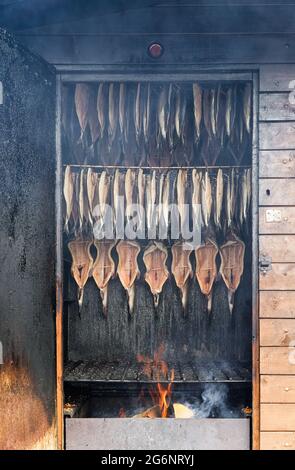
xmin=78 ymin=169 xmax=85 ymax=231
xmin=210 ymin=88 xmax=218 ymax=137
xmin=97 ymin=82 xmax=106 ymax=140
xmin=125 ymin=168 xmax=136 ymax=221
xmin=72 ymin=172 xmax=80 ymax=234
xmin=225 ymin=169 xmax=236 ymax=230
xmin=158 ymin=85 xmax=168 ymax=143
xmin=192 ymin=169 xmax=202 ymax=226
xmin=219 ymin=232 xmax=245 ymax=314
xmin=201 ymin=171 xmax=212 ymax=228
xmin=193 ymin=83 xmax=202 ymax=142
xmin=74 ymin=83 xmax=91 ymax=142
xmin=92 ymin=240 xmax=116 ymax=316
xmin=134 ymin=82 xmax=142 ymax=146
xmin=87 ymin=88 xmax=100 ymax=147
xmin=95 ymin=170 xmax=110 ymax=235
xmin=143 ymin=83 xmax=151 ymax=145
xmin=63 ymin=165 xmax=74 ymax=233
xmin=214 ymin=168 xmax=224 ymax=229
xmin=68 ymin=239 xmax=93 ymax=310
xmin=116 ymin=240 xmax=141 ymax=314
xmin=177 ymin=169 xmax=188 ymax=237
xmin=195 ymin=237 xmax=218 ymax=314
xmin=137 ymin=168 xmax=146 ymax=233
xmin=175 ymin=87 xmax=181 ymax=141
xmin=86 ymin=168 xmax=98 ymax=228
xmin=161 ymin=172 xmax=170 ymax=237
xmin=171 ymin=241 xmax=193 ymax=313
xmin=203 ymin=88 xmax=213 ymax=140
xmin=108 ymin=83 xmax=118 ymax=150
xmin=225 ymin=85 xmax=237 ymax=138
xmin=243 ymin=83 xmax=252 ymax=134
xmin=143 ymin=242 xmax=169 ymax=308
xmin=119 ymin=83 xmax=126 ymax=152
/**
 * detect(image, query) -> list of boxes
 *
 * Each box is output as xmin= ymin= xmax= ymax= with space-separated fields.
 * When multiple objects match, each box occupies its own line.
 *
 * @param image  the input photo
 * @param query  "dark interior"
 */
xmin=62 ymin=78 xmax=253 ymax=417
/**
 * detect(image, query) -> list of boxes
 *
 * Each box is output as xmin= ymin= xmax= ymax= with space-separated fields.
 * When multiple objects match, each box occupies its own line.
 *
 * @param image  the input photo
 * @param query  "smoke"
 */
xmin=185 ymin=384 xmax=241 ymax=419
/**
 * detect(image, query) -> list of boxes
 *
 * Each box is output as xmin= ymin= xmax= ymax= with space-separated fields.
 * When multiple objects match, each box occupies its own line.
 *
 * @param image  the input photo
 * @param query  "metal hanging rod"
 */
xmin=63 ymin=164 xmax=251 ymax=170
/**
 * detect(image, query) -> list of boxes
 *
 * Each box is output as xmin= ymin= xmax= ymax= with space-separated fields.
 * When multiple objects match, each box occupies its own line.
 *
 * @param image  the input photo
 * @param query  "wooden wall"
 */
xmin=259 ymin=65 xmax=295 ymax=450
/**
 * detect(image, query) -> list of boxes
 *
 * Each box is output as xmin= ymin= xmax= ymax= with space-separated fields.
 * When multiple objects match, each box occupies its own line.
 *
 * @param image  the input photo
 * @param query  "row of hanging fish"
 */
xmin=63 ymin=166 xmax=251 ymax=238
xmin=68 ymin=232 xmax=245 ymax=316
xmin=63 ymin=81 xmax=252 ymax=166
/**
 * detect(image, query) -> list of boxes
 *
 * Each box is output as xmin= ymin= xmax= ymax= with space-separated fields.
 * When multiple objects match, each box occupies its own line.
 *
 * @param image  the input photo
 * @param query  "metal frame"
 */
xmin=55 ymin=67 xmax=260 ymax=450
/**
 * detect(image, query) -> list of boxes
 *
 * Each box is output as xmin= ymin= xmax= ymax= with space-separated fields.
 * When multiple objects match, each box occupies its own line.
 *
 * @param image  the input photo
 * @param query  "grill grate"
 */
xmin=64 ymin=360 xmax=251 ymax=384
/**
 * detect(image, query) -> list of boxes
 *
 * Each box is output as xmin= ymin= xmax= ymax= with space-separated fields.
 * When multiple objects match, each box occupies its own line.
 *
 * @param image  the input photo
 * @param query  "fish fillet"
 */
xmin=143 ymin=242 xmax=169 ymax=308
xmin=195 ymin=238 xmax=218 ymax=314
xmin=92 ymin=240 xmax=116 ymax=315
xmin=116 ymin=240 xmax=141 ymax=314
xmin=68 ymin=239 xmax=93 ymax=309
xmin=219 ymin=232 xmax=245 ymax=314
xmin=171 ymin=241 xmax=193 ymax=312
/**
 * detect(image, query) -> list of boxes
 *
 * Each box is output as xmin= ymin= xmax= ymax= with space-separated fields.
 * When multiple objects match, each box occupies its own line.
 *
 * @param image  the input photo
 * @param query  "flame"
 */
xmin=137 ymin=345 xmax=174 ymax=418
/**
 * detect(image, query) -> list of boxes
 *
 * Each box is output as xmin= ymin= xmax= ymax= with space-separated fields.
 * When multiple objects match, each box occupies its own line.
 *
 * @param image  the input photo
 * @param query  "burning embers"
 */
xmin=136 ymin=346 xmax=175 ymax=418
xmin=117 ymin=346 xmax=193 ymax=419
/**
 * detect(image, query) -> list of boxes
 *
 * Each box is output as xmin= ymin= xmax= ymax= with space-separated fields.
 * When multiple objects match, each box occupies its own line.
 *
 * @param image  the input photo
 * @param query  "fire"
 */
xmin=118 ymin=407 xmax=126 ymax=418
xmin=137 ymin=345 xmax=174 ymax=418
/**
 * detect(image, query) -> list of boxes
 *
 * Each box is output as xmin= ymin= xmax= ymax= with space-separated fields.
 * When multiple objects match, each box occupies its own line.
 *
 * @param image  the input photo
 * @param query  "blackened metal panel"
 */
xmin=0 ymin=29 xmax=56 ymax=449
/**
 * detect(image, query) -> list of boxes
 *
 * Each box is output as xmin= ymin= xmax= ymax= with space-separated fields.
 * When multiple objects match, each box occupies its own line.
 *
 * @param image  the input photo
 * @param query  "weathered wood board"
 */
xmin=260 ymin=263 xmax=295 ymax=290
xmin=260 ymin=347 xmax=295 ymax=375
xmin=260 ymin=431 xmax=295 ymax=450
xmin=260 ymin=65 xmax=295 ymax=92
xmin=259 ymin=179 xmax=295 ymax=206
xmin=259 ymin=207 xmax=295 ymax=234
xmin=260 ymin=93 xmax=295 ymax=121
xmin=259 ymin=150 xmax=295 ymax=178
xmin=260 ymin=319 xmax=295 ymax=346
xmin=261 ymin=404 xmax=295 ymax=431
xmin=260 ymin=291 xmax=295 ymax=318
xmin=259 ymin=235 xmax=295 ymax=262
xmin=260 ymin=123 xmax=295 ymax=150
xmin=261 ymin=375 xmax=295 ymax=403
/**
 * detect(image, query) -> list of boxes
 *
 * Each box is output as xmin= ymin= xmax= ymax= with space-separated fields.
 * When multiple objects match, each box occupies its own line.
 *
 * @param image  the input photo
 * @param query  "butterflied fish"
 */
xmin=193 ymin=83 xmax=202 ymax=142
xmin=201 ymin=171 xmax=212 ymax=228
xmin=92 ymin=240 xmax=116 ymax=316
xmin=171 ymin=241 xmax=193 ymax=313
xmin=243 ymin=83 xmax=252 ymax=134
xmin=63 ymin=165 xmax=74 ymax=233
xmin=143 ymin=241 xmax=169 ymax=308
xmin=75 ymin=83 xmax=91 ymax=141
xmin=219 ymin=232 xmax=245 ymax=314
xmin=108 ymin=83 xmax=118 ymax=150
xmin=195 ymin=237 xmax=218 ymax=314
xmin=68 ymin=239 xmax=93 ymax=310
xmin=116 ymin=240 xmax=141 ymax=314
xmin=97 ymin=82 xmax=106 ymax=140
xmin=214 ymin=168 xmax=224 ymax=229
xmin=134 ymin=83 xmax=142 ymax=146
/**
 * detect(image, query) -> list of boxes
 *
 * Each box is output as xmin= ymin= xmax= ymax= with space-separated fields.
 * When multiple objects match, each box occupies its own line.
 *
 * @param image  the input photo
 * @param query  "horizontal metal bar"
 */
xmin=60 ymin=72 xmax=253 ymax=83
xmin=64 ymin=164 xmax=251 ymax=170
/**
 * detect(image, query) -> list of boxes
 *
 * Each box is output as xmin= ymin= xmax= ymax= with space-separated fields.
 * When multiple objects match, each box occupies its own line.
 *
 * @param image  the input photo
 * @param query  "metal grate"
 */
xmin=64 ymin=360 xmax=251 ymax=384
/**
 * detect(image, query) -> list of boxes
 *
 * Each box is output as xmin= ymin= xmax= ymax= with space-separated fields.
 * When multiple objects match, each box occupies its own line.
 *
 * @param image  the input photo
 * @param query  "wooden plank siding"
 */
xmin=259 ymin=67 xmax=295 ymax=449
